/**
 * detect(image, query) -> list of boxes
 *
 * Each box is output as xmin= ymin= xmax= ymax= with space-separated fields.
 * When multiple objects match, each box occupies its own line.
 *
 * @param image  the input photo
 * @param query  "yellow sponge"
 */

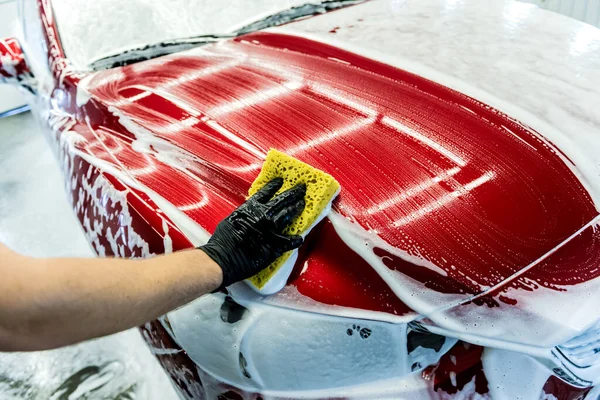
xmin=247 ymin=149 xmax=340 ymax=292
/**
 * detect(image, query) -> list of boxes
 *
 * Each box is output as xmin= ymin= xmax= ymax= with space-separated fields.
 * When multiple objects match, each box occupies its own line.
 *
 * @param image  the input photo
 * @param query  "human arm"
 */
xmin=0 ymin=245 xmax=222 ymax=351
xmin=0 ymin=178 xmax=305 ymax=351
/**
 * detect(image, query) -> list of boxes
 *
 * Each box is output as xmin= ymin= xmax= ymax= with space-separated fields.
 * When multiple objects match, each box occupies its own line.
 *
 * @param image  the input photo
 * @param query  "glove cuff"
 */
xmin=198 ymin=244 xmax=233 ymax=291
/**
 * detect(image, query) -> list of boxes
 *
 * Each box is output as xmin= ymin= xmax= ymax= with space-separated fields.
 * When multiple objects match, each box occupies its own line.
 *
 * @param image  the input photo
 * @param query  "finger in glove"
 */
xmin=200 ymin=178 xmax=307 ymax=290
xmin=272 ymin=232 xmax=304 ymax=253
xmin=266 ymin=183 xmax=307 ymax=218
xmin=272 ymin=199 xmax=305 ymax=231
xmin=250 ymin=177 xmax=284 ymax=204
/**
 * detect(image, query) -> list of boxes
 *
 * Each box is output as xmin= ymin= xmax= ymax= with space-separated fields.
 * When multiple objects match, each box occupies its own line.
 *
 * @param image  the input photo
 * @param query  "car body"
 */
xmin=2 ymin=0 xmax=600 ymax=398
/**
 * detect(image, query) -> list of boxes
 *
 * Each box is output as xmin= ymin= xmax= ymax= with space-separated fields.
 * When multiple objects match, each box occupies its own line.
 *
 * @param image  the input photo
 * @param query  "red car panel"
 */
xmin=76 ymin=32 xmax=598 ymax=315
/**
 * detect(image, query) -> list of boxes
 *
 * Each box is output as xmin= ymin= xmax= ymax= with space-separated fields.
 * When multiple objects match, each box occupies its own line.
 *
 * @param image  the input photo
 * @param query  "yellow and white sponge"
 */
xmin=247 ymin=149 xmax=340 ymax=295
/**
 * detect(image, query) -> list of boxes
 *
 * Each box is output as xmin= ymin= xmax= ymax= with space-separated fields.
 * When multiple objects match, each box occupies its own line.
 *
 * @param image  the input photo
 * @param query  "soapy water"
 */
xmin=0 ymin=113 xmax=178 ymax=400
xmin=16 ymin=0 xmax=600 ymax=396
xmin=52 ymin=26 xmax=600 ymax=396
xmin=50 ymin=0 xmax=358 ymax=70
xmin=77 ymin=30 xmax=600 ymax=349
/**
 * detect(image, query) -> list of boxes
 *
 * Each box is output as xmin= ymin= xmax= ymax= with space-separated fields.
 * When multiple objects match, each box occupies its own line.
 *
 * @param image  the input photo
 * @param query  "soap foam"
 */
xmin=51 ymin=0 xmax=316 ymax=69
xmin=47 ymin=109 xmax=210 ymax=259
xmin=40 ymin=10 xmax=600 ymax=397
xmin=329 ymin=211 xmax=466 ymax=315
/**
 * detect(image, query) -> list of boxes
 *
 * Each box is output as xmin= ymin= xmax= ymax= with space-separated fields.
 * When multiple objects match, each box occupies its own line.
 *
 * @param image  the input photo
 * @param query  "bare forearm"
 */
xmin=0 ymin=248 xmax=222 ymax=351
xmin=0 ymin=178 xmax=307 ymax=351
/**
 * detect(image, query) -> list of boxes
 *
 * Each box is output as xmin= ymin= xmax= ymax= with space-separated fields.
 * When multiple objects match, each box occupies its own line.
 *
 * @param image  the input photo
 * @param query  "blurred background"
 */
xmin=522 ymin=0 xmax=600 ymax=26
xmin=0 ymin=0 xmax=27 ymax=115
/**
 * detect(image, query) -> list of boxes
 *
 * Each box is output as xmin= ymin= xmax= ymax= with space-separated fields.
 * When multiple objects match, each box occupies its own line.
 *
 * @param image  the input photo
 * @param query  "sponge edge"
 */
xmin=246 ymin=149 xmax=341 ymax=295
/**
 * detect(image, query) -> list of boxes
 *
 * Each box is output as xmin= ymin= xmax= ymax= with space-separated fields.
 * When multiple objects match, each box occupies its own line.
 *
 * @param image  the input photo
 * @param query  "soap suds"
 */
xmin=47 ymin=113 xmax=153 ymax=257
xmin=46 ymin=110 xmax=207 ymax=260
xmin=75 ymin=31 xmax=600 ymax=377
xmin=75 ymin=73 xmax=94 ymax=106
xmin=37 ymin=5 xmax=600 ymax=396
xmin=51 ymin=0 xmax=321 ymax=69
xmin=168 ymin=291 xmax=457 ymax=398
xmin=481 ymin=348 xmax=552 ymax=400
xmin=0 ymin=53 xmax=18 ymax=77
xmin=329 ymin=211 xmax=465 ymax=314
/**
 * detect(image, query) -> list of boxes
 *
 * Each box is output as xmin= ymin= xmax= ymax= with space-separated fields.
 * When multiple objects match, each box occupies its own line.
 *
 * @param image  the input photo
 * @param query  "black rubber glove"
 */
xmin=200 ymin=177 xmax=306 ymax=289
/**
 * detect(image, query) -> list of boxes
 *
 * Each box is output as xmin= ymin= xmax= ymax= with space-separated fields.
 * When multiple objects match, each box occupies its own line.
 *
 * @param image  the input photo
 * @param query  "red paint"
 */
xmin=51 ymin=118 xmax=194 ymax=258
xmin=82 ymin=32 xmax=598 ymax=307
xmin=501 ymin=222 xmax=600 ymax=292
xmin=288 ymin=220 xmax=414 ymax=316
xmin=466 ymin=221 xmax=600 ymax=308
xmin=423 ymin=342 xmax=489 ymax=396
xmin=542 ymin=376 xmax=592 ymax=400
xmin=39 ymin=0 xmax=74 ymax=82
xmin=0 ymin=38 xmax=31 ymax=83
xmin=423 ymin=342 xmax=595 ymax=399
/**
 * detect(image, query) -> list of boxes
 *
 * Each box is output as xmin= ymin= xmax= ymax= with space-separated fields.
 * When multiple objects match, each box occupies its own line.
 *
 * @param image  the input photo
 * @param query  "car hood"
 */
xmin=76 ymin=11 xmax=600 ymax=348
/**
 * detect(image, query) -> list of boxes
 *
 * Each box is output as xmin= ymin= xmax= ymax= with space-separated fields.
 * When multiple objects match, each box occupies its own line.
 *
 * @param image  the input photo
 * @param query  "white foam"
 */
xmin=162 ymin=218 xmax=173 ymax=253
xmin=168 ymin=291 xmax=455 ymax=399
xmin=168 ymin=293 xmax=262 ymax=388
xmin=0 ymin=53 xmax=18 ymax=77
xmin=482 ymin=348 xmax=552 ymax=400
xmin=50 ymin=0 xmax=320 ymax=70
xmin=229 ymin=282 xmax=418 ymax=324
xmin=47 ymin=111 xmax=210 ymax=258
xmin=95 ymin=107 xmax=212 ymax=246
xmin=417 ymin=219 xmax=600 ymax=350
xmin=329 ymin=211 xmax=465 ymax=315
xmin=75 ymin=73 xmax=94 ymax=107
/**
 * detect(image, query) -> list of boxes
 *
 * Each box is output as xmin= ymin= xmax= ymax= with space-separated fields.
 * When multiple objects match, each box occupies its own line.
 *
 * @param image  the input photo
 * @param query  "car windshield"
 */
xmin=51 ymin=0 xmax=361 ymax=71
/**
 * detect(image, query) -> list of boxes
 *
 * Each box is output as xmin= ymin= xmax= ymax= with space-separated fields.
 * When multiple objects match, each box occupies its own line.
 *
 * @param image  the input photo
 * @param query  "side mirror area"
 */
xmin=0 ymin=37 xmax=33 ymax=86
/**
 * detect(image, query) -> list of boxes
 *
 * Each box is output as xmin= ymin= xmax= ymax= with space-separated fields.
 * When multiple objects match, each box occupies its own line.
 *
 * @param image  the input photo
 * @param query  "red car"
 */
xmin=2 ymin=0 xmax=600 ymax=398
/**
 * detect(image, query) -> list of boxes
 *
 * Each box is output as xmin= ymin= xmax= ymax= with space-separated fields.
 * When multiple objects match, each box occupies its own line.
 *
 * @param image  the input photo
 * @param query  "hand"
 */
xmin=200 ymin=178 xmax=306 ymax=289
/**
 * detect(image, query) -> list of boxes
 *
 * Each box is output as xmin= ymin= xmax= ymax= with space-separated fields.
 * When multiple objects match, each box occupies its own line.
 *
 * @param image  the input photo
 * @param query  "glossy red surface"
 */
xmin=465 ymin=220 xmax=600 ymax=308
xmin=81 ymin=32 xmax=598 ymax=309
xmin=543 ymin=376 xmax=592 ymax=400
xmin=290 ymin=220 xmax=414 ymax=315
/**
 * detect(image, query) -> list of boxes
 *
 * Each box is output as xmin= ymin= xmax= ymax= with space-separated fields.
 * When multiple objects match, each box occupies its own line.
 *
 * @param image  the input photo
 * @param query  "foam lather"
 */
xmin=247 ymin=149 xmax=340 ymax=294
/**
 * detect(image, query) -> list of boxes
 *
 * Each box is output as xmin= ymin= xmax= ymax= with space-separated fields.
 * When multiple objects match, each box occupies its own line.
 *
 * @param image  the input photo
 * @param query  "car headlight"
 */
xmin=552 ymin=319 xmax=600 ymax=387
